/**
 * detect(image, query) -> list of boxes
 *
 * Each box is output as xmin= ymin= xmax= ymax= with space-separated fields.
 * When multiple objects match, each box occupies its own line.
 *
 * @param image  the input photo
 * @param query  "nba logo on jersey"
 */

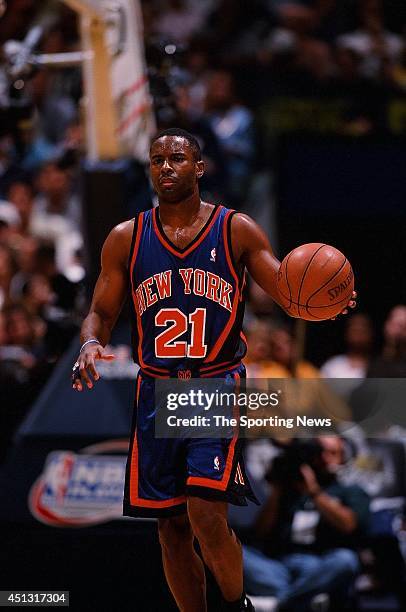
xmin=214 ymin=456 xmax=221 ymax=471
xmin=210 ymin=248 xmax=216 ymax=262
xmin=178 ymin=369 xmax=192 ymax=379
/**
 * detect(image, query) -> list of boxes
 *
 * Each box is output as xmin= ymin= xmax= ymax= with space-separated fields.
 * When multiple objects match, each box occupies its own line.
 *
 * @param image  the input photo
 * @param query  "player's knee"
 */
xmin=188 ymin=501 xmax=228 ymax=548
xmin=158 ymin=515 xmax=193 ymax=551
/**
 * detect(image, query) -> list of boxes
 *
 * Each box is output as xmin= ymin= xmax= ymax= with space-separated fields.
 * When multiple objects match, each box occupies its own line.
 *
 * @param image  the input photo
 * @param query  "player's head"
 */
xmin=149 ymin=128 xmax=204 ymax=203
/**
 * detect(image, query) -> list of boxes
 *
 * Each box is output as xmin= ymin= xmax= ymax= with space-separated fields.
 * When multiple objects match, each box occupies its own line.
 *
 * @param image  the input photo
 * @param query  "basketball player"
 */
xmin=72 ymin=128 xmax=355 ymax=611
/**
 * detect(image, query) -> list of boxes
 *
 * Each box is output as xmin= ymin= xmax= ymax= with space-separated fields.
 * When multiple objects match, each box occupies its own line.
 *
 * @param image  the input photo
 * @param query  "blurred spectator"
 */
xmin=0 ymin=135 xmax=18 ymax=192
xmin=35 ymin=242 xmax=83 ymax=310
xmin=9 ymin=235 xmax=39 ymax=298
xmin=347 ymin=306 xmax=406 ymax=429
xmin=0 ymin=302 xmax=52 ymax=461
xmin=367 ymin=305 xmax=406 ymax=377
xmin=331 ymin=44 xmax=381 ymax=135
xmin=30 ymin=160 xmax=82 ymax=272
xmin=17 ymin=115 xmax=60 ymax=172
xmin=245 ymin=324 xmax=351 ymax=427
xmin=245 ymin=319 xmax=274 ymax=374
xmin=182 ymin=45 xmax=213 ymax=117
xmin=244 ymin=435 xmax=370 ymax=611
xmin=21 ymin=273 xmax=54 ymax=318
xmin=151 ymin=0 xmax=213 ymax=44
xmin=206 ymin=0 xmax=273 ymax=61
xmin=205 ymin=70 xmax=255 ymax=208
xmin=0 ymin=242 xmax=17 ymax=308
xmin=4 ymin=302 xmax=43 ymax=351
xmin=5 ymin=180 xmax=34 ymax=235
xmin=392 ymin=45 xmax=406 ymax=91
xmin=270 ymin=2 xmax=335 ymax=81
xmin=321 ymin=313 xmax=374 ymax=395
xmin=0 ymin=199 xmax=20 ymax=233
xmin=33 ymin=161 xmax=79 ymax=226
xmin=336 ymin=0 xmax=404 ymax=80
xmin=262 ymin=324 xmax=320 ymax=378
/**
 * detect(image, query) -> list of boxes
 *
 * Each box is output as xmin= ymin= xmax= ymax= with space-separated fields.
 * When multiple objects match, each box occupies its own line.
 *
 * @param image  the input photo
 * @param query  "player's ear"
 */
xmin=196 ymin=160 xmax=205 ymax=179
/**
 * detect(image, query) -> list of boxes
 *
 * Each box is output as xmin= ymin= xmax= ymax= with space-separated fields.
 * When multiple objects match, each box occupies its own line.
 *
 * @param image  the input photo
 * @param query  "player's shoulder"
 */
xmin=230 ymin=212 xmax=254 ymax=226
xmin=229 ymin=211 xmax=258 ymax=237
xmin=110 ymin=218 xmax=135 ymax=238
xmin=102 ymin=218 xmax=135 ymax=264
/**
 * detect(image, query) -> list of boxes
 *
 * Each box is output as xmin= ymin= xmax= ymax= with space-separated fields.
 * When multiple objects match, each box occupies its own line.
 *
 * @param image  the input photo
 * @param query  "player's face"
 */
xmin=149 ymin=136 xmax=204 ymax=202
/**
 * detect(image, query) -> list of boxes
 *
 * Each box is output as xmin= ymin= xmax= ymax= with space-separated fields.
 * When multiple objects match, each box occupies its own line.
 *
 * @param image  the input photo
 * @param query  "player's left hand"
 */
xmin=330 ymin=290 xmax=357 ymax=320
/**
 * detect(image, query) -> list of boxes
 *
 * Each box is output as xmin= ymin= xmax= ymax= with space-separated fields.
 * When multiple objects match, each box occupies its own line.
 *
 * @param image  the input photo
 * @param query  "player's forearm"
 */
xmin=246 ymin=255 xmax=289 ymax=311
xmin=80 ymin=311 xmax=114 ymax=346
xmin=313 ymin=492 xmax=357 ymax=533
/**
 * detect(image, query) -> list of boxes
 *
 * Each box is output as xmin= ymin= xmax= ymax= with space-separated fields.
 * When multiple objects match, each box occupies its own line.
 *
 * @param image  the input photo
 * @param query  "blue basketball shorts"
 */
xmin=123 ymin=363 xmax=258 ymax=518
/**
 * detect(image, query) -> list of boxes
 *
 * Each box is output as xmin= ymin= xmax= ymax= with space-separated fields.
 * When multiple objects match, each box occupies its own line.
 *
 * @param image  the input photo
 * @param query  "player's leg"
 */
xmin=158 ymin=512 xmax=207 ymax=612
xmin=187 ymin=496 xmax=244 ymax=606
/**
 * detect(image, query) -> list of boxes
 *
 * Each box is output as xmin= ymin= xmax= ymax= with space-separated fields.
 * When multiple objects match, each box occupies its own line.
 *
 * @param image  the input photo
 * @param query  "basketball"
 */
xmin=277 ymin=243 xmax=354 ymax=321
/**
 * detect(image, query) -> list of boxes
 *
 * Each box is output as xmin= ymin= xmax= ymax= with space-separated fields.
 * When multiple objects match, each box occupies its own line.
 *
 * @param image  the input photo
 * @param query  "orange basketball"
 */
xmin=277 ymin=243 xmax=354 ymax=321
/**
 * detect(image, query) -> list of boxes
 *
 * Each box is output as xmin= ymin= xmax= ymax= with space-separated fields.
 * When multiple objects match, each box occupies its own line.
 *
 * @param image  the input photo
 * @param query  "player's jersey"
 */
xmin=128 ymin=205 xmax=247 ymax=378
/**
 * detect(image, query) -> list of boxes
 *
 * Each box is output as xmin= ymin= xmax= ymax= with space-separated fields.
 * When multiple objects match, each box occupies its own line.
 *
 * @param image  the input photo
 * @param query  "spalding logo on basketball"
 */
xmin=276 ymin=243 xmax=354 ymax=321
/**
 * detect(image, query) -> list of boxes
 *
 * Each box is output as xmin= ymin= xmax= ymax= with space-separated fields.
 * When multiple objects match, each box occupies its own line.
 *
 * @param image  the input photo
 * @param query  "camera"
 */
xmin=265 ymin=439 xmax=323 ymax=486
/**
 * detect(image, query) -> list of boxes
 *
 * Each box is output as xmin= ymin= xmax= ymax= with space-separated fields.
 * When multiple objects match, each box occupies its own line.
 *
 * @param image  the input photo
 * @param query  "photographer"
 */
xmin=244 ymin=436 xmax=370 ymax=611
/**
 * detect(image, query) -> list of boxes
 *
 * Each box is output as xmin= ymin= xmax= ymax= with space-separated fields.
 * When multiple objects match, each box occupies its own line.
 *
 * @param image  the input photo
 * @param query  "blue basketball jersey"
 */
xmin=128 ymin=205 xmax=247 ymax=378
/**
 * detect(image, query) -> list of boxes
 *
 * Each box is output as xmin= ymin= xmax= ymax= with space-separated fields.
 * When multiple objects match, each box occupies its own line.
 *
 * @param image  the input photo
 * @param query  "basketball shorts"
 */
xmin=123 ymin=363 xmax=259 ymax=518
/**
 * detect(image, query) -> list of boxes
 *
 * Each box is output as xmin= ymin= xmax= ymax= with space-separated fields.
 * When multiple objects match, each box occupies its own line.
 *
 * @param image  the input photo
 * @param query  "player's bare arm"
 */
xmin=72 ymin=220 xmax=133 ymax=391
xmin=231 ymin=213 xmax=356 ymax=315
xmin=231 ymin=213 xmax=284 ymax=307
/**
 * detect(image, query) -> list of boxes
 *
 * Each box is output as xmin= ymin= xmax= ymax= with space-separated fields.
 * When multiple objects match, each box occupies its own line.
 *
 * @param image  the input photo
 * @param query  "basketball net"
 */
xmin=63 ymin=0 xmax=155 ymax=162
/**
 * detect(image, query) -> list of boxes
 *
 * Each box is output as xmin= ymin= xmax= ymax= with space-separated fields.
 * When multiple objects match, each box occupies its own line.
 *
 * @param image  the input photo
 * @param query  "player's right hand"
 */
xmin=72 ymin=343 xmax=115 ymax=391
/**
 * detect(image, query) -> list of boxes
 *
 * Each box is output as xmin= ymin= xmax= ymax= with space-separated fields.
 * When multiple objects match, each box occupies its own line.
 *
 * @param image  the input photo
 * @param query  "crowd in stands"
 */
xmin=142 ymin=0 xmax=406 ymax=137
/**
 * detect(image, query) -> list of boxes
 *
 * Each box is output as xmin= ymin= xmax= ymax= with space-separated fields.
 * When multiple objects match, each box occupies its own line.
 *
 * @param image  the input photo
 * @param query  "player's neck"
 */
xmin=158 ymin=192 xmax=204 ymax=226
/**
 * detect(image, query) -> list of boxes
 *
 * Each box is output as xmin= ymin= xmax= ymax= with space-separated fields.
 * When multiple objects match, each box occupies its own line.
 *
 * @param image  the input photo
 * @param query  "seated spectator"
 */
xmin=246 ymin=324 xmax=351 ymax=427
xmin=35 ymin=242 xmax=83 ymax=311
xmin=245 ymin=319 xmax=274 ymax=378
xmin=259 ymin=324 xmax=320 ymax=378
xmin=21 ymin=274 xmax=55 ymax=319
xmin=367 ymin=305 xmax=406 ymax=377
xmin=244 ymin=435 xmax=370 ymax=611
xmin=6 ymin=180 xmax=34 ymax=236
xmin=0 ymin=203 xmax=20 ymax=242
xmin=392 ymin=45 xmax=406 ymax=91
xmin=9 ymin=235 xmax=39 ymax=299
xmin=3 ymin=302 xmax=45 ymax=359
xmin=321 ymin=313 xmax=374 ymax=396
xmin=32 ymin=161 xmax=80 ymax=228
xmin=336 ymin=0 xmax=403 ymax=80
xmin=349 ymin=306 xmax=406 ymax=428
xmin=151 ymin=0 xmax=212 ymax=44
xmin=0 ymin=242 xmax=17 ymax=309
xmin=0 ymin=303 xmax=52 ymax=462
xmin=30 ymin=161 xmax=83 ymax=272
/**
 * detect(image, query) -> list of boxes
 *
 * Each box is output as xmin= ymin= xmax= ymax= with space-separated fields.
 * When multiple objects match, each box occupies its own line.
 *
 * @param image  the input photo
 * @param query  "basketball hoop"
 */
xmin=61 ymin=0 xmax=155 ymax=161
